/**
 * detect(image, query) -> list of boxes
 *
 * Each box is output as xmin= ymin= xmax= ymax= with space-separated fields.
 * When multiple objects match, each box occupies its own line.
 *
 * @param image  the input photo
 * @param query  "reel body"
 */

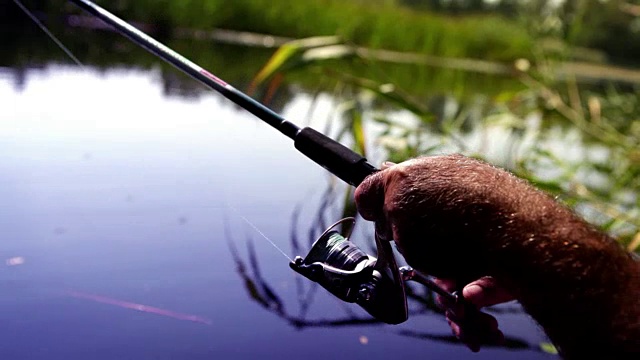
xmin=290 ymin=217 xmax=474 ymax=325
xmin=290 ymin=218 xmax=408 ymax=324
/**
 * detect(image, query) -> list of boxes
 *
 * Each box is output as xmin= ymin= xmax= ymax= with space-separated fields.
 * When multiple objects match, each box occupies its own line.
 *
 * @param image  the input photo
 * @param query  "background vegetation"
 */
xmin=5 ymin=0 xmax=639 ymax=250
xmin=237 ymin=0 xmax=640 ymax=251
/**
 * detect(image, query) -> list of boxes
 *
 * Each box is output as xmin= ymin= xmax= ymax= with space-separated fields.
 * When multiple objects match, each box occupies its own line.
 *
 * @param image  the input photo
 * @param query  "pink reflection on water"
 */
xmin=66 ymin=290 xmax=212 ymax=325
xmin=5 ymin=256 xmax=25 ymax=266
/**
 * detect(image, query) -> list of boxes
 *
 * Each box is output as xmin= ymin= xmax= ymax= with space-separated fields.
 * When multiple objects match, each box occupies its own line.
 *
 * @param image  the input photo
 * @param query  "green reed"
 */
xmin=56 ymin=0 xmax=533 ymax=61
xmin=249 ymin=35 xmax=640 ymax=252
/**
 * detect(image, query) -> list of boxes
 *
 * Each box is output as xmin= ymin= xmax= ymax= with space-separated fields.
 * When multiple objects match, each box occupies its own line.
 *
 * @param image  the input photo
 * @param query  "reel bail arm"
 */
xmin=290 ymin=218 xmax=408 ymax=324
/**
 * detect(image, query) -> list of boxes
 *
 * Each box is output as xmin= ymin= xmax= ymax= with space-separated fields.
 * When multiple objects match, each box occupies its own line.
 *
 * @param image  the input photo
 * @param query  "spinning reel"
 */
xmin=290 ymin=218 xmax=466 ymax=325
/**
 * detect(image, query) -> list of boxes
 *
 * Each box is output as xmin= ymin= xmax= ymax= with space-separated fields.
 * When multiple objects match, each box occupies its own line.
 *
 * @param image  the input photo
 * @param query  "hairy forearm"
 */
xmin=488 ymin=191 xmax=640 ymax=359
xmin=356 ymin=154 xmax=639 ymax=358
xmin=440 ymin=166 xmax=640 ymax=359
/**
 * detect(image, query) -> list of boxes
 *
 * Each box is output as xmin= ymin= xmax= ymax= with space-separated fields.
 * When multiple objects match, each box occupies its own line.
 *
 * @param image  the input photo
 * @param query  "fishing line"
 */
xmin=229 ymin=206 xmax=293 ymax=262
xmin=16 ymin=0 xmax=295 ymax=264
xmin=13 ymin=0 xmax=85 ymax=69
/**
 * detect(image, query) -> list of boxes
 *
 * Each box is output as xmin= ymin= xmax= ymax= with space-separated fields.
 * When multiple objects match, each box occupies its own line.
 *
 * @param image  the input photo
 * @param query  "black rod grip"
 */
xmin=294 ymin=127 xmax=378 ymax=187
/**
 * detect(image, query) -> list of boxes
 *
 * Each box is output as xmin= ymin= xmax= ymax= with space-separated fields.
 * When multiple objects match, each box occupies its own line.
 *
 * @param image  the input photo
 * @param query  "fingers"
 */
xmin=462 ymin=276 xmax=515 ymax=308
xmin=436 ymin=277 xmax=515 ymax=310
xmin=354 ymin=161 xmax=396 ymax=221
xmin=435 ymin=277 xmax=511 ymax=353
xmin=447 ymin=310 xmax=504 ymax=352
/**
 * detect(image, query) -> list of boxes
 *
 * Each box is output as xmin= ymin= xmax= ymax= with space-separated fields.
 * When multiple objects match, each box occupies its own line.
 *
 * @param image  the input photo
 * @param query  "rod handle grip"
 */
xmin=294 ymin=127 xmax=378 ymax=187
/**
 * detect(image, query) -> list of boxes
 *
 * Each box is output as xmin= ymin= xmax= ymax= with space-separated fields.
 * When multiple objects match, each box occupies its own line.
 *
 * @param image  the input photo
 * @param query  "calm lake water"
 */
xmin=0 ymin=63 xmax=557 ymax=359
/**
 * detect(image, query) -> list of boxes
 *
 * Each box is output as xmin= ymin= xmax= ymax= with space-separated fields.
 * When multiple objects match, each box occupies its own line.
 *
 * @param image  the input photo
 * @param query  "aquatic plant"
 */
xmin=249 ymin=35 xmax=640 ymax=252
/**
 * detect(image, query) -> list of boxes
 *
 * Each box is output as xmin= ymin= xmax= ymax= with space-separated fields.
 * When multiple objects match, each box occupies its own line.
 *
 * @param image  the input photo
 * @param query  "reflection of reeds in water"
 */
xmin=248 ymin=31 xmax=640 ymax=251
xmin=225 ymin=182 xmax=542 ymax=352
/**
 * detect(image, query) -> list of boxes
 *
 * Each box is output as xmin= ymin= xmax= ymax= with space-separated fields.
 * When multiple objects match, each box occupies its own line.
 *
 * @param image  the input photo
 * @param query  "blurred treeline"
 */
xmin=116 ymin=0 xmax=639 ymax=64
xmin=403 ymin=0 xmax=640 ymax=64
xmin=8 ymin=0 xmax=639 ymax=64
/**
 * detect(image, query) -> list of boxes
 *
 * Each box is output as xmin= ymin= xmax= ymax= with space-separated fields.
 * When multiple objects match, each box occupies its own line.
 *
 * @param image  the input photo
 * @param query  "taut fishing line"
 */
xmin=229 ymin=206 xmax=293 ymax=262
xmin=12 ymin=0 xmax=293 ymax=264
xmin=13 ymin=0 xmax=85 ymax=69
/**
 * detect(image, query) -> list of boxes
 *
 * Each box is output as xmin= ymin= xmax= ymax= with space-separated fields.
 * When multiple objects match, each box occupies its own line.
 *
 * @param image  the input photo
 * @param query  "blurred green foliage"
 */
xmin=58 ymin=0 xmax=535 ymax=61
xmin=245 ymin=1 xmax=640 ymax=250
xmin=8 ymin=0 xmax=640 ymax=64
xmin=63 ymin=0 xmax=640 ymax=65
xmin=401 ymin=0 xmax=640 ymax=64
xmin=6 ymin=0 xmax=639 ymax=250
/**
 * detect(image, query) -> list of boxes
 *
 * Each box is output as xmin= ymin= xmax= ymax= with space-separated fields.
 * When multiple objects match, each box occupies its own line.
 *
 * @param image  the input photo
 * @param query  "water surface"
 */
xmin=0 ymin=65 xmax=553 ymax=359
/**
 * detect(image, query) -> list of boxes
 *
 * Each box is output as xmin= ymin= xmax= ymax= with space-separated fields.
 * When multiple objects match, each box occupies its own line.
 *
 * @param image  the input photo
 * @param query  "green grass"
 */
xmin=78 ymin=0 xmax=534 ymax=62
xmin=247 ymin=36 xmax=640 ymax=250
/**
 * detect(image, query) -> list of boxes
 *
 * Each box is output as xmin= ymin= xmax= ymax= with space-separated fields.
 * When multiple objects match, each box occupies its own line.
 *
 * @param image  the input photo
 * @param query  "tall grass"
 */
xmin=249 ymin=36 xmax=640 ymax=252
xmin=69 ymin=0 xmax=534 ymax=61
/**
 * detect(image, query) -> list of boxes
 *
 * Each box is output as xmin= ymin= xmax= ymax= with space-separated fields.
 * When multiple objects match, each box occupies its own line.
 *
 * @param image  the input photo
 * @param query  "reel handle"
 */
xmin=448 ymin=291 xmax=505 ymax=346
xmin=400 ymin=267 xmax=501 ymax=345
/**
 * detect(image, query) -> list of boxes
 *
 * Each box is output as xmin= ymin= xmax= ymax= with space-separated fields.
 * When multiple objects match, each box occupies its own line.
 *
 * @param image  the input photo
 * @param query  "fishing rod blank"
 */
xmin=68 ymin=0 xmax=377 ymax=187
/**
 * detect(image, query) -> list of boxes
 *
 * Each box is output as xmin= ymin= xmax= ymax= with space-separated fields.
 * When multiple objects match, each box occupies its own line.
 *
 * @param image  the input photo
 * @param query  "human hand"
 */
xmin=354 ymin=155 xmax=640 ymax=358
xmin=434 ymin=276 xmax=514 ymax=351
xmin=354 ymin=156 xmax=526 ymax=350
xmin=354 ymin=154 xmax=538 ymax=280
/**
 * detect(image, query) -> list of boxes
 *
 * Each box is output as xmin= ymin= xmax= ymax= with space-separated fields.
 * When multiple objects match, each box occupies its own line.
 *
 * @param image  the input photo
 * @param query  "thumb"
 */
xmin=462 ymin=277 xmax=515 ymax=309
xmin=380 ymin=161 xmax=396 ymax=170
xmin=354 ymin=165 xmax=391 ymax=221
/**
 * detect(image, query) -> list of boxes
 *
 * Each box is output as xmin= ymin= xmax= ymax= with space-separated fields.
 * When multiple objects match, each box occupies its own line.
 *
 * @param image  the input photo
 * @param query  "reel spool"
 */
xmin=290 ymin=218 xmax=408 ymax=324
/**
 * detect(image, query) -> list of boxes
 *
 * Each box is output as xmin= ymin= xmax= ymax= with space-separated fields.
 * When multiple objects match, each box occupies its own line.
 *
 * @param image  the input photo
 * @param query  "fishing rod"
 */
xmin=66 ymin=0 xmax=484 ymax=329
xmin=67 ymin=0 xmax=375 ymax=188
